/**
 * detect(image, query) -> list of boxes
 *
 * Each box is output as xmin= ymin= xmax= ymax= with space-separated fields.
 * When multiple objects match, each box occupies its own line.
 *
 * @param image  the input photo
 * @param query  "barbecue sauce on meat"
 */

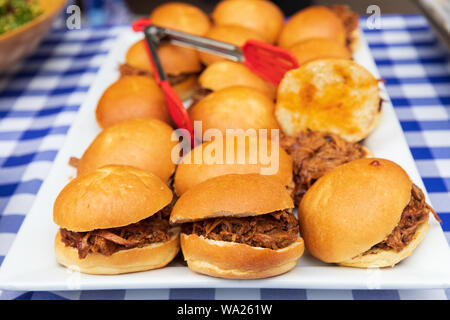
xmin=181 ymin=210 xmax=299 ymax=250
xmin=60 ymin=205 xmax=173 ymax=259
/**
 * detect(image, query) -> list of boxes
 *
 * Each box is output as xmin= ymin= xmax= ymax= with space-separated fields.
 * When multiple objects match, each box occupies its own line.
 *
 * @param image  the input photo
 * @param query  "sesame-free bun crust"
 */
xmin=199 ymin=25 xmax=267 ymax=65
xmin=54 ymin=165 xmax=173 ymax=231
xmin=275 ymin=59 xmax=381 ymax=142
xmin=96 ymin=76 xmax=171 ymax=128
xmin=277 ymin=6 xmax=346 ymax=49
xmin=212 ymin=0 xmax=284 ymax=43
xmin=180 ymin=234 xmax=304 ymax=279
xmin=77 ymin=118 xmax=177 ymax=182
xmin=199 ymin=61 xmax=276 ymax=100
xmin=171 ymin=173 xmax=294 ymax=223
xmin=55 ymin=229 xmax=180 ymax=275
xmin=288 ymin=38 xmax=351 ymax=66
xmin=189 ymin=86 xmax=279 ymax=139
xmin=299 ymin=158 xmax=413 ymax=264
xmin=174 ymin=134 xmax=293 ymax=195
xmin=150 ymin=2 xmax=211 ymax=36
xmin=339 ymin=222 xmax=429 ymax=268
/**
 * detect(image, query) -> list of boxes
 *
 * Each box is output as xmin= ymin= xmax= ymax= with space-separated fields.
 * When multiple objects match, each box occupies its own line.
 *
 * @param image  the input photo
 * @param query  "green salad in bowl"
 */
xmin=0 ymin=0 xmax=43 ymax=35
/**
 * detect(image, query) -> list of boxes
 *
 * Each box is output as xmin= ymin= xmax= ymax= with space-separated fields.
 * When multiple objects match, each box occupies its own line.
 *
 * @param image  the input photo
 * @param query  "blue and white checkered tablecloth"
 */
xmin=0 ymin=15 xmax=449 ymax=300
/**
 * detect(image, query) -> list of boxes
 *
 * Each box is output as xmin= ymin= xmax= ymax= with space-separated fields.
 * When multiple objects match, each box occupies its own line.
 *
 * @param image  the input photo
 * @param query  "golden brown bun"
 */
xmin=277 ymin=6 xmax=346 ymax=49
xmin=125 ymin=40 xmax=202 ymax=76
xmin=55 ymin=229 xmax=180 ymax=275
xmin=77 ymin=118 xmax=177 ymax=182
xmin=199 ymin=25 xmax=267 ymax=65
xmin=199 ymin=61 xmax=276 ymax=100
xmin=189 ymin=86 xmax=279 ymax=139
xmin=171 ymin=173 xmax=294 ymax=223
xmin=288 ymin=38 xmax=351 ymax=66
xmin=54 ymin=165 xmax=173 ymax=232
xmin=181 ymin=233 xmax=304 ymax=279
xmin=299 ymin=158 xmax=413 ymax=264
xmin=150 ymin=2 xmax=211 ymax=36
xmin=275 ymin=59 xmax=381 ymax=142
xmin=96 ymin=76 xmax=171 ymax=129
xmin=339 ymin=222 xmax=429 ymax=268
xmin=174 ymin=134 xmax=293 ymax=195
xmin=212 ymin=0 xmax=284 ymax=43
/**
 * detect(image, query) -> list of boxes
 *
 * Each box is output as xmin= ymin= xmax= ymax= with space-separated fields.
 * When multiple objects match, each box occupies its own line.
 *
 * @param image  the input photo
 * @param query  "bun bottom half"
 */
xmin=173 ymin=74 xmax=199 ymax=101
xmin=339 ymin=222 xmax=429 ymax=268
xmin=180 ymin=233 xmax=304 ymax=279
xmin=54 ymin=228 xmax=180 ymax=275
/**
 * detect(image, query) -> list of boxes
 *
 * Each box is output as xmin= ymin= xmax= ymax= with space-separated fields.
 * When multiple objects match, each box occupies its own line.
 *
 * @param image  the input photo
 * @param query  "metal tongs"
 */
xmin=131 ymin=18 xmax=299 ymax=147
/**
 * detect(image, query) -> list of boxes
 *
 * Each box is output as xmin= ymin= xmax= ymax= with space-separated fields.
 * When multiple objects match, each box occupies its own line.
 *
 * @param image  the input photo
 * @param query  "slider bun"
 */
xmin=96 ymin=76 xmax=171 ymax=128
xmin=171 ymin=173 xmax=294 ymax=223
xmin=150 ymin=2 xmax=211 ymax=36
xmin=77 ymin=118 xmax=177 ymax=182
xmin=174 ymin=134 xmax=293 ymax=195
xmin=299 ymin=158 xmax=413 ymax=264
xmin=212 ymin=0 xmax=284 ymax=43
xmin=54 ymin=165 xmax=173 ymax=232
xmin=199 ymin=25 xmax=267 ymax=66
xmin=199 ymin=61 xmax=276 ymax=100
xmin=180 ymin=233 xmax=304 ymax=279
xmin=275 ymin=59 xmax=381 ymax=142
xmin=55 ymin=229 xmax=180 ymax=275
xmin=288 ymin=38 xmax=351 ymax=66
xmin=278 ymin=6 xmax=346 ymax=49
xmin=125 ymin=40 xmax=202 ymax=76
xmin=339 ymin=222 xmax=429 ymax=268
xmin=189 ymin=86 xmax=279 ymax=139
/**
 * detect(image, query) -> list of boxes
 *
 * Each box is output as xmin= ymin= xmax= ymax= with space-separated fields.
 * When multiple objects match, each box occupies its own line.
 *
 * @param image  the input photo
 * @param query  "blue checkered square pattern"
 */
xmin=0 ymin=15 xmax=449 ymax=300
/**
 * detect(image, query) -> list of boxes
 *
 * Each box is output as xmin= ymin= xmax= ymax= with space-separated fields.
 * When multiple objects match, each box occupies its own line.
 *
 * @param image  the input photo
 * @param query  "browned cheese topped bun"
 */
xmin=211 ymin=0 xmax=284 ymax=43
xmin=299 ymin=158 xmax=438 ymax=268
xmin=77 ymin=118 xmax=178 ymax=183
xmin=54 ymin=165 xmax=180 ymax=274
xmin=171 ymin=174 xmax=304 ymax=279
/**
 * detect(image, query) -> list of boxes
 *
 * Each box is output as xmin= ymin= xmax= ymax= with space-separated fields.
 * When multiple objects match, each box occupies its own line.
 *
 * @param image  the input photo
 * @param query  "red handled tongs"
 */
xmin=132 ymin=18 xmax=299 ymax=86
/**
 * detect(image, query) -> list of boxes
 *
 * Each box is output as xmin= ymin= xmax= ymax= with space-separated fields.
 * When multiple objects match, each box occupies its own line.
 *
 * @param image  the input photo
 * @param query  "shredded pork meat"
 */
xmin=190 ymin=87 xmax=213 ymax=106
xmin=182 ymin=210 xmax=299 ymax=250
xmin=60 ymin=205 xmax=173 ymax=259
xmin=330 ymin=5 xmax=359 ymax=49
xmin=280 ymin=130 xmax=367 ymax=205
xmin=119 ymin=63 xmax=195 ymax=85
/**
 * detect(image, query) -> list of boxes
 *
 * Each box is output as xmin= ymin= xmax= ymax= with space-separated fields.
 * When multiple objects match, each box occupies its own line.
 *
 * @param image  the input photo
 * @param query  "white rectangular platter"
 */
xmin=0 ymin=30 xmax=449 ymax=291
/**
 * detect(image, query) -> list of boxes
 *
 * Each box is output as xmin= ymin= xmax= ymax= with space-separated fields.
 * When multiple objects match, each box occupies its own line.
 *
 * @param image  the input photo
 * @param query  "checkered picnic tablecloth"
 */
xmin=0 ymin=14 xmax=449 ymax=300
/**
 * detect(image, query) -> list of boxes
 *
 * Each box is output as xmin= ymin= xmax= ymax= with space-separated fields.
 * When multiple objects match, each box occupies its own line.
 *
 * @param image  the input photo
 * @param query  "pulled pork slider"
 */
xmin=189 ymin=86 xmax=279 ymax=141
xmin=288 ymin=38 xmax=351 ymax=66
xmin=275 ymin=59 xmax=381 ymax=142
xmin=96 ymin=76 xmax=171 ymax=129
xmin=199 ymin=25 xmax=267 ymax=66
xmin=299 ymin=158 xmax=439 ymax=268
xmin=211 ymin=0 xmax=284 ymax=43
xmin=277 ymin=6 xmax=346 ymax=49
xmin=280 ymin=130 xmax=372 ymax=206
xmin=171 ymin=174 xmax=304 ymax=279
xmin=329 ymin=5 xmax=360 ymax=53
xmin=174 ymin=134 xmax=293 ymax=195
xmin=77 ymin=118 xmax=178 ymax=183
xmin=54 ymin=165 xmax=180 ymax=275
xmin=194 ymin=61 xmax=276 ymax=103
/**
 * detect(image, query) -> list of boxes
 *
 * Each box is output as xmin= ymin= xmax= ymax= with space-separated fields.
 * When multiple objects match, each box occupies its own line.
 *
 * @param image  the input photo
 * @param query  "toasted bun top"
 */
xmin=200 ymin=25 xmax=267 ymax=65
xmin=78 ymin=118 xmax=178 ymax=182
xmin=189 ymin=86 xmax=279 ymax=138
xmin=170 ymin=173 xmax=294 ymax=223
xmin=199 ymin=61 xmax=276 ymax=100
xmin=288 ymin=38 xmax=351 ymax=66
xmin=275 ymin=59 xmax=381 ymax=142
xmin=212 ymin=0 xmax=284 ymax=43
xmin=299 ymin=158 xmax=413 ymax=263
xmin=277 ymin=6 xmax=346 ymax=49
xmin=150 ymin=2 xmax=211 ymax=36
xmin=54 ymin=165 xmax=173 ymax=232
xmin=125 ymin=40 xmax=202 ymax=75
xmin=174 ymin=134 xmax=293 ymax=195
xmin=96 ymin=76 xmax=171 ymax=129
